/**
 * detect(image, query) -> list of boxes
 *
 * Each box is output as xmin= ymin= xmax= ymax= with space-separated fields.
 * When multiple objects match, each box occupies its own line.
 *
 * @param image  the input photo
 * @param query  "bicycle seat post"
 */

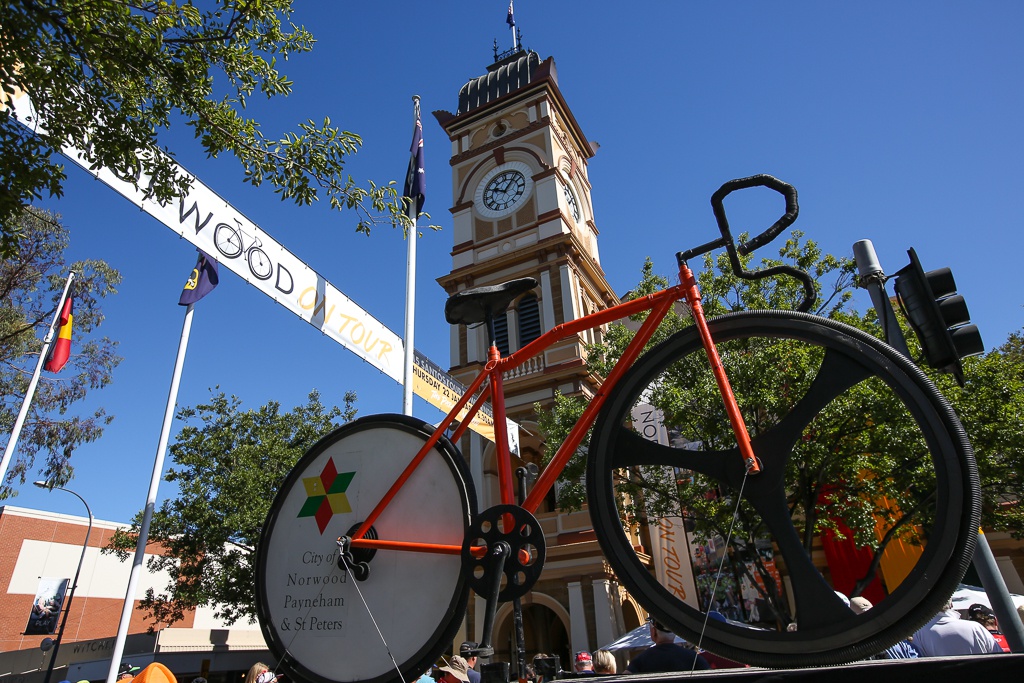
xmin=485 ymin=312 xmax=500 ymax=361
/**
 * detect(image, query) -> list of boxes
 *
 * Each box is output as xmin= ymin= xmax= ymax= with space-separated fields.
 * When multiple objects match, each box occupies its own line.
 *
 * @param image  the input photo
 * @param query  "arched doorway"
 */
xmin=492 ymin=595 xmax=570 ymax=676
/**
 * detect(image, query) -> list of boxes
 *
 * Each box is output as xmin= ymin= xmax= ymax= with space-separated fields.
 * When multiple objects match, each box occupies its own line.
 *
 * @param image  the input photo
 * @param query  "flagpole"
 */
xmin=509 ymin=1 xmax=518 ymax=50
xmin=402 ymin=95 xmax=421 ymax=417
xmin=105 ymin=302 xmax=196 ymax=683
xmin=0 ymin=271 xmax=75 ymax=487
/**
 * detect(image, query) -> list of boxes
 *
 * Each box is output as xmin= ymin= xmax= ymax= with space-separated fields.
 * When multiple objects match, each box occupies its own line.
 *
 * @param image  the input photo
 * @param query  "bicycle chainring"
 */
xmin=462 ymin=505 xmax=545 ymax=601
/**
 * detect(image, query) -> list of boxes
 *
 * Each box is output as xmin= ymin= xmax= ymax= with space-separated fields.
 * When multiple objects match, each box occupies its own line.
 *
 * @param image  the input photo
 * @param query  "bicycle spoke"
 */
xmin=754 ymin=345 xmax=874 ymax=455
xmin=606 ymin=425 xmax=740 ymax=483
xmin=743 ymin=484 xmax=853 ymax=630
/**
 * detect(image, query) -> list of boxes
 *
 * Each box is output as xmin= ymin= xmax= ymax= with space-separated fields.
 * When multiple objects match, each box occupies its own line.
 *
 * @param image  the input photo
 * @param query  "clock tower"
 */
xmin=434 ymin=49 xmax=643 ymax=664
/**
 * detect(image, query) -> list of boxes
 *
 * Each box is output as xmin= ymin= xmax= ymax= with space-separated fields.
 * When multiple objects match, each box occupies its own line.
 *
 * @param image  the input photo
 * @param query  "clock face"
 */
xmin=474 ymin=161 xmax=534 ymax=219
xmin=563 ymin=183 xmax=580 ymax=222
xmin=483 ymin=170 xmax=526 ymax=212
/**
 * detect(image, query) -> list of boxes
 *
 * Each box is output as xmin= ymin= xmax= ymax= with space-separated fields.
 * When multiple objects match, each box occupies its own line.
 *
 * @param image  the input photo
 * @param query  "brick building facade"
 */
xmin=0 ymin=506 xmax=267 ymax=683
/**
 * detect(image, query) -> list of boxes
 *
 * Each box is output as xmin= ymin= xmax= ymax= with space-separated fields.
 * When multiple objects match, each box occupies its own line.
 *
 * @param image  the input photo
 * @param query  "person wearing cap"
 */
xmin=967 ymin=603 xmax=1010 ymax=652
xmin=912 ymin=600 xmax=1003 ymax=656
xmin=458 ymin=642 xmax=481 ymax=683
xmin=625 ymin=619 xmax=709 ymax=674
xmin=573 ymin=651 xmax=596 ymax=675
xmin=848 ymin=596 xmax=919 ymax=659
xmin=437 ymin=656 xmax=471 ymax=683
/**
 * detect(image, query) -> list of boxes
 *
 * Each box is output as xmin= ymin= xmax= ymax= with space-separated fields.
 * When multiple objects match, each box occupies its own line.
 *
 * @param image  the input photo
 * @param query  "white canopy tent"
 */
xmin=951 ymin=584 xmax=1024 ymax=611
xmin=599 ymin=623 xmax=689 ymax=651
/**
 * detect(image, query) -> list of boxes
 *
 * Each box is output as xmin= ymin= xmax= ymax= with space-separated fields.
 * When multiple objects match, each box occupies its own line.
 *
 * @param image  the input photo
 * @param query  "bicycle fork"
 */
xmin=678 ymin=260 xmax=761 ymax=475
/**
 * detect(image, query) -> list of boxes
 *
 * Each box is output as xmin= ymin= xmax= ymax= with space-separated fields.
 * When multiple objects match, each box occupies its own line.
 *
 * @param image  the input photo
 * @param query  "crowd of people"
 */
xmin=439 ymin=599 xmax=1019 ymax=681
xmin=66 ymin=599 xmax=1017 ymax=683
xmin=911 ymin=600 xmax=1011 ymax=656
xmin=423 ymin=622 xmax=717 ymax=683
xmin=61 ymin=660 xmax=280 ymax=683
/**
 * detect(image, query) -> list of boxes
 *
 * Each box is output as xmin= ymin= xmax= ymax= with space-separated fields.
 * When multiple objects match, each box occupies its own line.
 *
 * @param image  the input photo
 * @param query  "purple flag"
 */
xmin=403 ymin=112 xmax=425 ymax=216
xmin=178 ymin=250 xmax=219 ymax=305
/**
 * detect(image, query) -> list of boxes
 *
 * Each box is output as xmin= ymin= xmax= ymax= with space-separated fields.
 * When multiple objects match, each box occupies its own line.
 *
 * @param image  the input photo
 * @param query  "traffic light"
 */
xmin=894 ymin=248 xmax=984 ymax=385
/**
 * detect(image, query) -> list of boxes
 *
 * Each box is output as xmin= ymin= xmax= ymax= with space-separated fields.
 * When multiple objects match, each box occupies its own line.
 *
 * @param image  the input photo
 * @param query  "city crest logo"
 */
xmin=297 ymin=457 xmax=355 ymax=534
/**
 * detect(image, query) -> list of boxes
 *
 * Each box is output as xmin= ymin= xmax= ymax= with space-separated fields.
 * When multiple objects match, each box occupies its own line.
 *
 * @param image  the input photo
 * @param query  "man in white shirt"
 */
xmin=913 ymin=601 xmax=1004 ymax=656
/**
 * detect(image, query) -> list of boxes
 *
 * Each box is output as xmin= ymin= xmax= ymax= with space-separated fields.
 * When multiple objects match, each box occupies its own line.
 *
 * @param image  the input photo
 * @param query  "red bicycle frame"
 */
xmin=349 ymin=261 xmax=758 ymax=555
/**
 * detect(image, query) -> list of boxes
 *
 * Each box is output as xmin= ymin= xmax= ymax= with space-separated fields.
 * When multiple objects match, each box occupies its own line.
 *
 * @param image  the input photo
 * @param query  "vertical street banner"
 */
xmin=5 ymin=90 xmax=499 ymax=441
xmin=25 ymin=577 xmax=69 ymax=635
xmin=630 ymin=404 xmax=700 ymax=609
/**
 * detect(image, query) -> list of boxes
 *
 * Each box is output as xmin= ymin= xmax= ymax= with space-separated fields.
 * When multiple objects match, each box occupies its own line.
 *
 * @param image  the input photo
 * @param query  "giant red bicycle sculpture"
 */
xmin=255 ymin=176 xmax=978 ymax=680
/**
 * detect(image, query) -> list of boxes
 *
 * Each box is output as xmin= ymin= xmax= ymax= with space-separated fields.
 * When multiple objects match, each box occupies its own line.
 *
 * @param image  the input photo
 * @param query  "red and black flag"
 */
xmin=43 ymin=295 xmax=73 ymax=373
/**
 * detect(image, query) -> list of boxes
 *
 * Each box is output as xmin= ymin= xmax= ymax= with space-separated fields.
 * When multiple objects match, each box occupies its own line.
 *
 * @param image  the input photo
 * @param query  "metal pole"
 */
xmin=973 ymin=529 xmax=1024 ymax=652
xmin=106 ymin=302 xmax=195 ymax=683
xmin=513 ymin=469 xmax=528 ymax=682
xmin=1 ymin=271 xmax=75 ymax=485
xmin=852 ymin=240 xmax=910 ymax=357
xmin=34 ymin=482 xmax=93 ymax=683
xmin=402 ymin=95 xmax=421 ymax=416
xmin=509 ymin=1 xmax=517 ymax=50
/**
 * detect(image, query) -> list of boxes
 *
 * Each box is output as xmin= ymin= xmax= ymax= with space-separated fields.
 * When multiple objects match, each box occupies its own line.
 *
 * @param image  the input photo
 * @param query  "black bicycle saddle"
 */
xmin=444 ymin=277 xmax=539 ymax=326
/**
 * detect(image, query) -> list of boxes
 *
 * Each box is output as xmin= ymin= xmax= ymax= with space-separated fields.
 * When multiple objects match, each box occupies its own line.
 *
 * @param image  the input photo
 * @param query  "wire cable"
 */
xmin=689 ymin=469 xmax=751 ymax=675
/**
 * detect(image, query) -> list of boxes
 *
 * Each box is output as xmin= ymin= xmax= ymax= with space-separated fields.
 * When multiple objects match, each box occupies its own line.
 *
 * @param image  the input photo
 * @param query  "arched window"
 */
xmin=517 ymin=293 xmax=541 ymax=347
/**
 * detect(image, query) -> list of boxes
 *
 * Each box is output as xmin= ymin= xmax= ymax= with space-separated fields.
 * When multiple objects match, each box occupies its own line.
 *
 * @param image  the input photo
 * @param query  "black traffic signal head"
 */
xmin=894 ymin=248 xmax=984 ymax=385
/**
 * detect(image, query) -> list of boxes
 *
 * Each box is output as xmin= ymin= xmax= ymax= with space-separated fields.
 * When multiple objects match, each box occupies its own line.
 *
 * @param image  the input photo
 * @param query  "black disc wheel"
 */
xmin=586 ymin=310 xmax=979 ymax=667
xmin=256 ymin=414 xmax=477 ymax=683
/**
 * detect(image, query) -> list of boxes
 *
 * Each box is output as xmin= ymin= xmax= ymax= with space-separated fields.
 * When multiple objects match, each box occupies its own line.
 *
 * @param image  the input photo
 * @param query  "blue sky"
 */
xmin=14 ymin=1 xmax=1024 ymax=523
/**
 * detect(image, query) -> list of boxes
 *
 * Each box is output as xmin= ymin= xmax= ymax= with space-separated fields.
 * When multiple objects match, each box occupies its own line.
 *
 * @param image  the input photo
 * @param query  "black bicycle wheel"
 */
xmin=247 ymin=246 xmax=273 ymax=280
xmin=586 ymin=310 xmax=978 ymax=667
xmin=213 ymin=222 xmax=243 ymax=258
xmin=256 ymin=414 xmax=477 ymax=683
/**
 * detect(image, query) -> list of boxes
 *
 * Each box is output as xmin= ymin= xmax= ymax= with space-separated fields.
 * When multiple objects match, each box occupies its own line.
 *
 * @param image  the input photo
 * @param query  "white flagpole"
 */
xmin=1 ymin=270 xmax=75 ymax=486
xmin=510 ymin=1 xmax=518 ymax=50
xmin=105 ymin=302 xmax=195 ymax=683
xmin=402 ymin=95 xmax=420 ymax=417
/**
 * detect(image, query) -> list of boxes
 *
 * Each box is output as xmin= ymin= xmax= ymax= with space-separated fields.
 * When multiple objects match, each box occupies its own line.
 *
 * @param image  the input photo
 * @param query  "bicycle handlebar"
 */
xmin=676 ymin=174 xmax=816 ymax=312
xmin=712 ymin=174 xmax=799 ymax=256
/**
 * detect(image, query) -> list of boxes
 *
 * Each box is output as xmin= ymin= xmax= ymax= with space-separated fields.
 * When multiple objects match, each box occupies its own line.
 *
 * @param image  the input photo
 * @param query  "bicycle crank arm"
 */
xmin=474 ymin=540 xmax=510 ymax=658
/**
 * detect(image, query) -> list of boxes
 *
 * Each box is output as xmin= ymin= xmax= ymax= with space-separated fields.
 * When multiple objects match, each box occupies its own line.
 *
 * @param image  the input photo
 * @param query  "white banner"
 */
xmin=630 ymin=404 xmax=699 ymax=608
xmin=7 ymin=92 xmax=404 ymax=383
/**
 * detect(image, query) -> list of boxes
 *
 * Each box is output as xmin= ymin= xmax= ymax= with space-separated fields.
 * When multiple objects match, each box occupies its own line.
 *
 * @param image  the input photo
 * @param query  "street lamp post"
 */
xmin=34 ymin=481 xmax=93 ymax=683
